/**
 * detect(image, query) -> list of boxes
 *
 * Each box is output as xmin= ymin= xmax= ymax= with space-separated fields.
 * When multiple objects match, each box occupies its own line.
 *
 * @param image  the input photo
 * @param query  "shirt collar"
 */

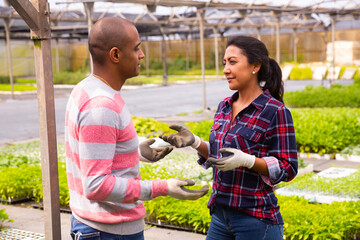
xmin=224 ymin=89 xmax=271 ymax=110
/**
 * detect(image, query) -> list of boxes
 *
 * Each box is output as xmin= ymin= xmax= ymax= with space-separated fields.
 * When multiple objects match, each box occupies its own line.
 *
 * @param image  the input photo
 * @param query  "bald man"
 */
xmin=65 ymin=17 xmax=208 ymax=239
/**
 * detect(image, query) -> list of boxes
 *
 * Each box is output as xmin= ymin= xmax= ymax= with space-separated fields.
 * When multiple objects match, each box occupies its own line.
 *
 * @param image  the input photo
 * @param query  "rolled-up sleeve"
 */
xmin=197 ymin=141 xmax=212 ymax=169
xmin=263 ymin=106 xmax=298 ymax=185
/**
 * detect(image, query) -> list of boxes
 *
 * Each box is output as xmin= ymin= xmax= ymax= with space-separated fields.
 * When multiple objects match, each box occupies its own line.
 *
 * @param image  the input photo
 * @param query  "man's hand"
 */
xmin=139 ymin=139 xmax=173 ymax=163
xmin=159 ymin=125 xmax=201 ymax=148
xmin=167 ymin=178 xmax=209 ymax=200
xmin=207 ymin=148 xmax=255 ymax=171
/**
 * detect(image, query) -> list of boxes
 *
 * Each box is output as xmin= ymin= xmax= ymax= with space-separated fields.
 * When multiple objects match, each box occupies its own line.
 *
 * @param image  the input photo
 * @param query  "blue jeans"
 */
xmin=206 ymin=206 xmax=283 ymax=240
xmin=70 ymin=215 xmax=144 ymax=240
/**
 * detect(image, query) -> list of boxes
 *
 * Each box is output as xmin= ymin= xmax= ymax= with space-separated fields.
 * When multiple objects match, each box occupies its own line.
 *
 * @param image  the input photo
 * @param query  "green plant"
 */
xmin=52 ymin=70 xmax=88 ymax=85
xmin=291 ymin=108 xmax=360 ymax=154
xmin=277 ymin=170 xmax=360 ymax=197
xmin=279 ymin=195 xmax=360 ymax=240
xmin=284 ymin=84 xmax=360 ymax=108
xmin=0 ymin=84 xmax=37 ymax=91
xmin=132 ymin=116 xmax=172 ymax=137
xmin=0 ymin=165 xmax=41 ymax=201
xmin=0 ymin=75 xmax=10 ymax=84
xmin=289 ymin=66 xmax=312 ymax=80
xmin=0 ymin=208 xmax=14 ymax=230
xmin=185 ymin=120 xmax=213 ymax=141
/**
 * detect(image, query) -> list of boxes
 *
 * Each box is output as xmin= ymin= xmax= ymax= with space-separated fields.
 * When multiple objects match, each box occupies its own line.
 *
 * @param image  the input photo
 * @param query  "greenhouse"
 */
xmin=0 ymin=0 xmax=359 ymax=240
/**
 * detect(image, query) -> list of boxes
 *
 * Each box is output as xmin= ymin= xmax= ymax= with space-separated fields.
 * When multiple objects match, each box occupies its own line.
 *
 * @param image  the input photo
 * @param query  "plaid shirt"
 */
xmin=198 ymin=90 xmax=298 ymax=224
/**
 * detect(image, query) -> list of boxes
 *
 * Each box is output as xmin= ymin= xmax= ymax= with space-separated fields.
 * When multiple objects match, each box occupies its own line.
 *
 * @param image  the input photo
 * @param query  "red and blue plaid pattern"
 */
xmin=198 ymin=90 xmax=298 ymax=224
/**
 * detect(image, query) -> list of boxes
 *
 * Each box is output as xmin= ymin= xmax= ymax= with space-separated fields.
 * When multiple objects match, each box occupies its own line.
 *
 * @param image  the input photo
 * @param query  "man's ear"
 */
xmin=109 ymin=47 xmax=121 ymax=63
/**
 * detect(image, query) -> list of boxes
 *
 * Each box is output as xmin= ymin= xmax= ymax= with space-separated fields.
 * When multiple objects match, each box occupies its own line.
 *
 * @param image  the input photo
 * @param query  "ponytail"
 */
xmin=226 ymin=36 xmax=284 ymax=102
xmin=262 ymin=58 xmax=284 ymax=102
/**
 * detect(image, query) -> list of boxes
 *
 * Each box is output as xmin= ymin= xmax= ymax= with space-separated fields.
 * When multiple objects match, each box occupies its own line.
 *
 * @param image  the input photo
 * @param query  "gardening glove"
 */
xmin=167 ymin=178 xmax=209 ymax=200
xmin=139 ymin=139 xmax=173 ymax=163
xmin=207 ymin=148 xmax=255 ymax=171
xmin=159 ymin=125 xmax=201 ymax=149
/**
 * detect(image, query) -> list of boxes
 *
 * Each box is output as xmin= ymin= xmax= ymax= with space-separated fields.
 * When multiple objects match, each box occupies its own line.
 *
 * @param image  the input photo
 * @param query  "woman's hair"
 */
xmin=226 ymin=36 xmax=284 ymax=102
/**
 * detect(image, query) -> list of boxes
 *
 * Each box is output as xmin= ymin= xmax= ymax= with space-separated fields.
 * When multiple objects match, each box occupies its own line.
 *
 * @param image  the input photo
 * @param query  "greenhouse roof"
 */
xmin=0 ymin=0 xmax=359 ymax=41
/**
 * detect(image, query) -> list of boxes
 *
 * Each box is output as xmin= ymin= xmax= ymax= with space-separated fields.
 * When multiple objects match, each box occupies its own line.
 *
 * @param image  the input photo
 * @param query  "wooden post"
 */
xmin=3 ymin=17 xmax=14 ymax=99
xmin=197 ymin=9 xmax=206 ymax=111
xmin=8 ymin=0 xmax=61 ymax=239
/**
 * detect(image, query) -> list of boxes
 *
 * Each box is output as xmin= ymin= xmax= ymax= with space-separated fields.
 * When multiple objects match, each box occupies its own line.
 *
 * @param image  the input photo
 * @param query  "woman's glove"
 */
xmin=159 ymin=125 xmax=201 ymax=148
xmin=207 ymin=148 xmax=255 ymax=171
xmin=167 ymin=178 xmax=209 ymax=200
xmin=139 ymin=139 xmax=173 ymax=162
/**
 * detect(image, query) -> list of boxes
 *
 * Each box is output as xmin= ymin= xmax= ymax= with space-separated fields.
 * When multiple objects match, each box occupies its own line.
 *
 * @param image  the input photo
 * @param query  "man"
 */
xmin=65 ymin=17 xmax=208 ymax=240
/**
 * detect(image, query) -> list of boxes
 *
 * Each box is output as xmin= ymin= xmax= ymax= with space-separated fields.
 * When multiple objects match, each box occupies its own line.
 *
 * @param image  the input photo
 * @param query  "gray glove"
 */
xmin=167 ymin=178 xmax=209 ymax=200
xmin=139 ymin=139 xmax=173 ymax=162
xmin=159 ymin=125 xmax=201 ymax=148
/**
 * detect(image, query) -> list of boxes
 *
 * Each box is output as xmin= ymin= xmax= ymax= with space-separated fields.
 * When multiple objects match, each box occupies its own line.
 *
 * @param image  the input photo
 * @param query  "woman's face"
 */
xmin=223 ymin=45 xmax=258 ymax=91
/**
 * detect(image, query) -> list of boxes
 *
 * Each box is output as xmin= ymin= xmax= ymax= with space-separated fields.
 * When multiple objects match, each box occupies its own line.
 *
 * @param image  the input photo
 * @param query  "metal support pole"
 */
xmin=84 ymin=2 xmax=94 ymax=73
xmin=198 ymin=9 xmax=206 ymax=111
xmin=4 ymin=17 xmax=14 ymax=99
xmin=160 ymin=27 xmax=168 ymax=85
xmin=145 ymin=36 xmax=149 ymax=77
xmin=212 ymin=27 xmax=219 ymax=79
xmin=55 ymin=38 xmax=60 ymax=72
xmin=186 ymin=33 xmax=189 ymax=72
xmin=292 ymin=28 xmax=297 ymax=62
xmin=256 ymin=27 xmax=261 ymax=41
xmin=275 ymin=14 xmax=281 ymax=63
xmin=331 ymin=16 xmax=336 ymax=85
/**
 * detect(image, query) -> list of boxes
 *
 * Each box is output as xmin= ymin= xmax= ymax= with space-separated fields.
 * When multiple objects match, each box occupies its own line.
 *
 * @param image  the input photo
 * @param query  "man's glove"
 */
xmin=207 ymin=148 xmax=255 ymax=171
xmin=159 ymin=125 xmax=201 ymax=149
xmin=167 ymin=178 xmax=209 ymax=200
xmin=139 ymin=139 xmax=173 ymax=163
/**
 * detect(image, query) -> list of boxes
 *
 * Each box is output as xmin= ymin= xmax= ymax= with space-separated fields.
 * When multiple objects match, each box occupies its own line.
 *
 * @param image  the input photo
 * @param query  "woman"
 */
xmin=160 ymin=35 xmax=298 ymax=240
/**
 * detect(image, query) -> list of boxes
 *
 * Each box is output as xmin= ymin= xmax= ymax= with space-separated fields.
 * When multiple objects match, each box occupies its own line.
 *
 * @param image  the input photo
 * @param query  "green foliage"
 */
xmin=132 ymin=116 xmax=172 ymax=137
xmin=0 ymin=75 xmax=10 ymax=84
xmin=0 ymin=208 xmax=14 ymax=230
xmin=289 ymin=66 xmax=312 ymax=80
xmin=0 ymin=84 xmax=37 ymax=91
xmin=0 ymin=165 xmax=41 ymax=201
xmin=32 ymin=163 xmax=69 ymax=207
xmin=52 ymin=70 xmax=88 ymax=85
xmin=354 ymin=69 xmax=360 ymax=85
xmin=144 ymin=190 xmax=211 ymax=233
xmin=284 ymin=85 xmax=360 ymax=108
xmin=278 ymin=170 xmax=360 ymax=197
xmin=340 ymin=144 xmax=360 ymax=155
xmin=291 ymin=108 xmax=360 ymax=154
xmin=185 ymin=120 xmax=213 ymax=141
xmin=279 ymin=195 xmax=360 ymax=240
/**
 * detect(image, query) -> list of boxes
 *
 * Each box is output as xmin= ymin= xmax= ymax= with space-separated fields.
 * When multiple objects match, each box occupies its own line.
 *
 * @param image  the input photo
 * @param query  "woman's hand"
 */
xmin=207 ymin=148 xmax=255 ymax=171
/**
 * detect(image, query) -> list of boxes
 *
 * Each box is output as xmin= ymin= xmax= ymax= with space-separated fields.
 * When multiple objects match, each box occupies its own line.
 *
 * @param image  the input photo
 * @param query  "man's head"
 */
xmin=89 ymin=17 xmax=144 ymax=80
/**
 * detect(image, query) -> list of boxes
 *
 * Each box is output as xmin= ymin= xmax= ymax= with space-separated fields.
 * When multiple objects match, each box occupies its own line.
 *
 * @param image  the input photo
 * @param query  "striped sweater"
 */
xmin=65 ymin=75 xmax=168 ymax=234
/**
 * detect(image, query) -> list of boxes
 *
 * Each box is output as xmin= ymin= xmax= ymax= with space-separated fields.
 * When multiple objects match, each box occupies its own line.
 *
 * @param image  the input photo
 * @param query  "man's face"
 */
xmin=119 ymin=25 xmax=145 ymax=80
